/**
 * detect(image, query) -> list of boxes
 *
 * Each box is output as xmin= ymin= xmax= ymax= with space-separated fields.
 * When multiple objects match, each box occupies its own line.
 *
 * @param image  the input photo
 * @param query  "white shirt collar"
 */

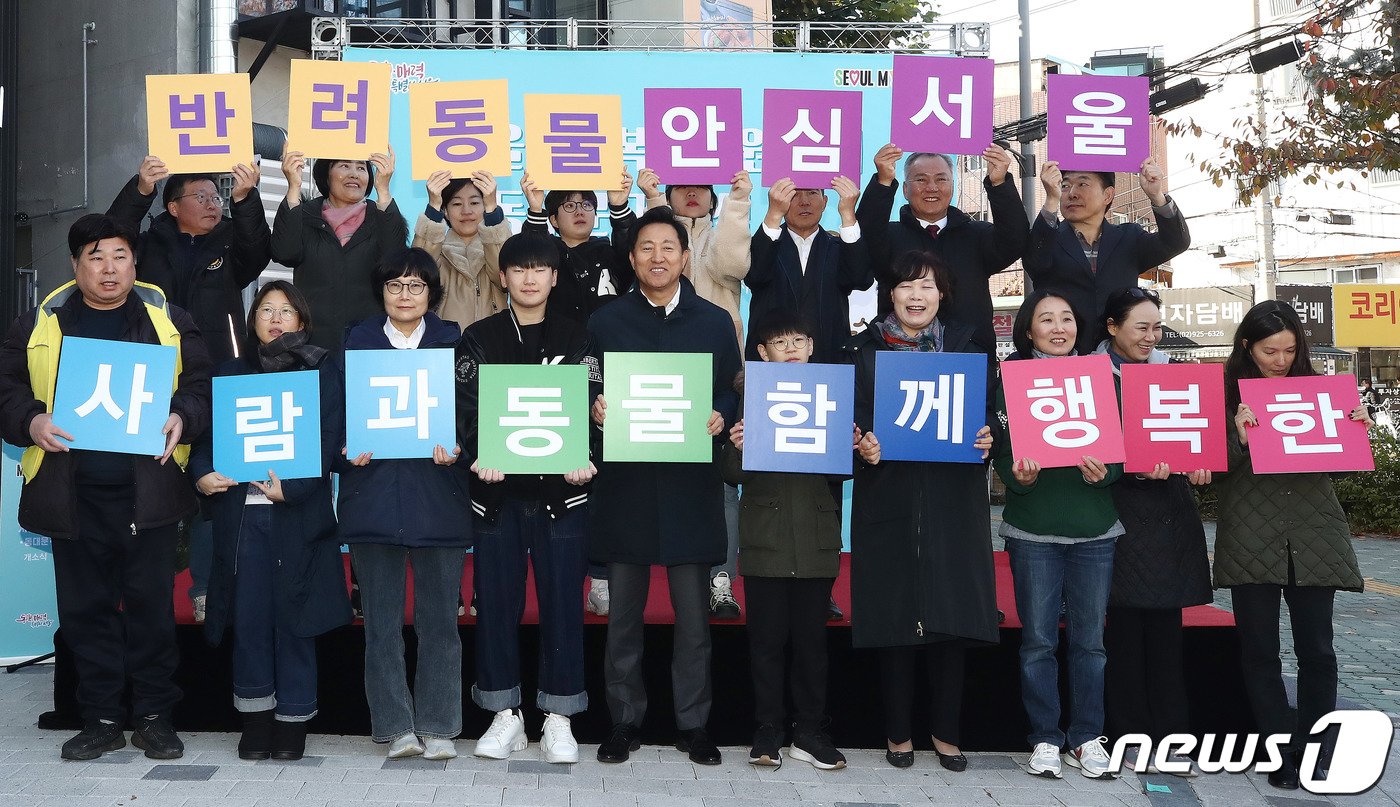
xmin=662 ymin=285 xmax=681 ymax=316
xmin=384 ymin=317 xmax=426 ymax=349
xmin=915 ymin=215 xmax=950 ymax=232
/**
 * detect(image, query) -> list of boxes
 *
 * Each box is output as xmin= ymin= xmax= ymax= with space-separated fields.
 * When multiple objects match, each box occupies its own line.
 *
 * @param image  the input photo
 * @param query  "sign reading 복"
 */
xmin=51 ymin=337 xmax=177 ymax=456
xmin=1239 ymin=375 xmax=1373 ymax=473
xmin=345 ymin=349 xmax=457 ymax=459
xmin=1046 ymin=74 xmax=1150 ymax=173
xmin=603 ymin=352 xmax=713 ymax=463
xmin=873 ymin=351 xmax=988 ymax=463
xmin=212 ymin=371 xmax=322 ymax=483
xmin=741 ymin=361 xmax=853 ymax=474
xmin=476 ymin=364 xmax=590 ymax=474
xmin=1278 ymin=284 xmax=1333 ymax=346
xmin=1000 ymin=354 xmax=1125 ymax=468
xmin=1158 ymin=286 xmax=1253 ymax=348
xmin=523 ymin=94 xmax=624 ymax=189
xmin=643 ymin=87 xmax=744 ymax=185
xmin=1334 ymin=284 xmax=1400 ymax=347
xmin=1120 ymin=363 xmax=1227 ymax=473
xmin=287 ymin=59 xmax=391 ymax=160
xmin=145 ymin=73 xmax=254 ymax=174
xmin=889 ymin=55 xmax=993 ymax=157
xmin=408 ymin=79 xmax=511 ymax=179
xmin=761 ymin=89 xmax=862 ymax=187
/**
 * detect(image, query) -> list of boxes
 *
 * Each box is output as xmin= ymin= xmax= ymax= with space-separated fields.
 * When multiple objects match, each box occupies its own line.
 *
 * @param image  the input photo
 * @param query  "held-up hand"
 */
xmin=432 ymin=444 xmax=462 ymax=466
xmin=470 ymin=459 xmax=504 ymax=484
xmin=230 ymin=162 xmax=260 ymax=204
xmin=370 ymin=146 xmax=396 ymax=208
xmin=1078 ymin=455 xmax=1108 ymax=485
xmin=873 ymin=143 xmax=903 ymax=186
xmin=591 ymin=394 xmax=607 ymax=426
xmin=565 ymin=461 xmax=598 ymax=486
xmin=973 ymin=425 xmax=993 ymax=460
xmin=857 ymin=429 xmax=881 ymax=465
xmin=28 ymin=413 xmax=73 ymax=453
xmin=984 ymin=145 xmax=1012 ymax=187
xmin=426 ymin=169 xmax=452 ymax=210
xmin=1039 ymin=160 xmax=1063 ymax=212
xmin=281 ymin=150 xmax=307 ymax=206
xmin=250 ymin=470 xmax=286 ymax=503
xmin=470 ymin=170 xmax=499 ymax=212
xmin=833 ymin=176 xmax=860 ymax=224
xmin=1012 ymin=458 xmax=1041 ymax=486
xmin=1350 ymin=404 xmax=1375 ymax=429
xmin=1138 ymin=158 xmax=1167 ymax=206
xmin=1234 ymin=402 xmax=1258 ymax=446
xmin=637 ymin=167 xmax=663 ymax=200
xmin=730 ymin=170 xmax=753 ymax=200
xmin=1145 ymin=461 xmax=1173 ymax=481
xmin=196 ymin=471 xmax=238 ymax=496
xmin=729 ymin=419 xmax=745 ymax=451
xmin=707 ymin=410 xmax=725 ymax=437
xmin=764 ymin=178 xmax=796 ymax=228
xmin=608 ymin=167 xmax=634 ymax=207
xmin=158 ymin=413 xmax=184 ymax=465
xmin=137 ymin=156 xmax=169 ymax=196
xmin=342 ymin=446 xmax=374 ymax=467
xmin=520 ymin=172 xmax=545 ymax=213
xmin=1187 ymin=469 xmax=1213 ymax=486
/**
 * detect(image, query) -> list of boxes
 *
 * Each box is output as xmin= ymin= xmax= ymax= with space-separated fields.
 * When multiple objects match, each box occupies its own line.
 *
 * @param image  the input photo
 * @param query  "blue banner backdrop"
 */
xmin=0 ymin=443 xmax=59 ymax=664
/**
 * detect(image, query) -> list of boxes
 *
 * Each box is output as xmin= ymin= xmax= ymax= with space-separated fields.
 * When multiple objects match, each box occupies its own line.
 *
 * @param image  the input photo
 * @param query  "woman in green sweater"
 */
xmin=994 ymin=290 xmax=1122 ymax=782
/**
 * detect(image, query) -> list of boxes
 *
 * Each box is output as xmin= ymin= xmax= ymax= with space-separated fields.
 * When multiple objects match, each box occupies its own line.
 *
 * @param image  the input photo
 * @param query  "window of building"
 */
xmin=1334 ymin=265 xmax=1381 ymax=284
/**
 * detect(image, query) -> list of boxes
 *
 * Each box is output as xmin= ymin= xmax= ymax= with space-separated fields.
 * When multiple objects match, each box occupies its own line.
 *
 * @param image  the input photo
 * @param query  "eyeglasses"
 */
xmin=256 ymin=306 xmax=299 ymax=321
xmin=558 ymin=200 xmax=596 ymax=214
xmin=766 ymin=336 xmax=809 ymax=351
xmin=172 ymin=191 xmax=224 ymax=208
xmin=385 ymin=280 xmax=429 ymax=296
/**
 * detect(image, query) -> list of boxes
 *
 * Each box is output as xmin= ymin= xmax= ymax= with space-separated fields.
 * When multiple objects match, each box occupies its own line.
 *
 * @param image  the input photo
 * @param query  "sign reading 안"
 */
xmin=1000 ymin=354 xmax=1125 ymax=468
xmin=889 ymin=55 xmax=994 ymax=157
xmin=643 ymin=87 xmax=745 ymax=185
xmin=145 ymin=73 xmax=254 ymax=174
xmin=345 ymin=348 xmax=457 ymax=460
xmin=51 ymin=337 xmax=177 ymax=457
xmin=522 ymin=94 xmax=625 ymax=190
xmin=1334 ymin=284 xmax=1400 ymax=347
xmin=287 ymin=59 xmax=391 ymax=160
xmin=1239 ymin=375 xmax=1373 ymax=473
xmin=476 ymin=364 xmax=590 ymax=475
xmin=741 ymin=361 xmax=854 ymax=475
xmin=212 ymin=371 xmax=322 ymax=483
xmin=1046 ymin=73 xmax=1150 ymax=174
xmin=1278 ymin=284 xmax=1334 ymax=346
xmin=761 ymin=89 xmax=863 ymax=187
xmin=408 ymin=79 xmax=511 ymax=179
xmin=1120 ymin=363 xmax=1227 ymax=473
xmin=602 ymin=352 xmax=713 ymax=463
xmin=873 ymin=351 xmax=988 ymax=463
xmin=1157 ymin=286 xmax=1253 ymax=348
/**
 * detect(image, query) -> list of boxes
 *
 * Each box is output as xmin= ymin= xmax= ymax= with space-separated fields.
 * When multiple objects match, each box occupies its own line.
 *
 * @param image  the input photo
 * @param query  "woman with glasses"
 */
xmin=337 ymin=248 xmax=473 ymax=760
xmin=272 ymin=149 xmax=409 ymax=351
xmin=412 ymin=170 xmax=512 ymax=329
xmin=191 ymin=280 xmax=352 ymax=761
xmin=1090 ymin=287 xmax=1211 ymax=776
xmin=847 ymin=251 xmax=998 ymax=771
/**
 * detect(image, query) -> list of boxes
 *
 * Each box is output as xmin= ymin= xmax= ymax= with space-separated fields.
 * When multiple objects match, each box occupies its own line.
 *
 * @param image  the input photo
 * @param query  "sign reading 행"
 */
xmin=51 ymin=337 xmax=177 ymax=456
xmin=476 ymin=364 xmax=590 ymax=474
xmin=741 ymin=361 xmax=853 ymax=475
xmin=603 ymin=352 xmax=713 ymax=463
xmin=999 ymin=354 xmax=1125 ymax=468
xmin=873 ymin=351 xmax=988 ymax=463
xmin=345 ymin=349 xmax=457 ymax=459
xmin=1239 ymin=375 xmax=1374 ymax=474
xmin=212 ymin=371 xmax=322 ymax=483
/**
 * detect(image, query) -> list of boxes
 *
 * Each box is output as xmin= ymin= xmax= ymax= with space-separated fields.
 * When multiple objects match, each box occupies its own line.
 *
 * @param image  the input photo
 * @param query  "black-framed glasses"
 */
xmin=559 ymin=200 xmax=596 ymax=214
xmin=385 ymin=280 xmax=428 ymax=296
xmin=171 ymin=191 xmax=224 ymax=208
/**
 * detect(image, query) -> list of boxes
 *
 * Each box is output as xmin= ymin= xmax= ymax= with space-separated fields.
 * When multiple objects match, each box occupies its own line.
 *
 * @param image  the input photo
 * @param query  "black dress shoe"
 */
xmin=597 ymin=723 xmax=640 ymax=763
xmin=826 ymin=597 xmax=844 ymax=622
xmin=238 ymin=710 xmax=274 ymax=760
xmin=270 ymin=720 xmax=307 ymax=761
xmin=61 ymin=721 xmax=126 ymax=761
xmin=1268 ymin=754 xmax=1301 ymax=790
xmin=937 ymin=750 xmax=968 ymax=772
xmin=886 ymin=749 xmax=915 ymax=768
xmin=677 ymin=728 xmax=722 ymax=765
xmin=131 ymin=715 xmax=184 ymax=760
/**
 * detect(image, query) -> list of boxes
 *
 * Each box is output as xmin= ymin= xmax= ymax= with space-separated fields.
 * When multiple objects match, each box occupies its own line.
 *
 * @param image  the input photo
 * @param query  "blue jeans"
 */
xmin=471 ymin=501 xmax=588 ymax=716
xmin=350 ymin=544 xmax=466 ymax=741
xmin=232 ymin=506 xmax=318 ymax=720
xmin=1007 ymin=536 xmax=1116 ymax=750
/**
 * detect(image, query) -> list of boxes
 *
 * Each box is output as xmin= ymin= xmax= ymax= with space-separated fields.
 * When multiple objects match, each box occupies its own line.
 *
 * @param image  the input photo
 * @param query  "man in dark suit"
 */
xmin=1023 ymin=158 xmax=1190 ymax=354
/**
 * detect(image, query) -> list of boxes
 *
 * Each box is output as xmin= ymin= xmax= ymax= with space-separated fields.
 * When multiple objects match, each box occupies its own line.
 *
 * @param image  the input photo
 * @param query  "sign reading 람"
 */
xmin=523 ymin=94 xmax=624 ymax=190
xmin=1239 ymin=375 xmax=1373 ymax=474
xmin=287 ymin=59 xmax=391 ymax=160
xmin=1046 ymin=73 xmax=1150 ymax=174
xmin=1000 ymin=354 xmax=1125 ymax=468
xmin=1334 ymin=284 xmax=1400 ymax=347
xmin=51 ymin=337 xmax=177 ymax=457
xmin=476 ymin=364 xmax=590 ymax=474
xmin=643 ymin=87 xmax=745 ymax=185
xmin=602 ymin=352 xmax=713 ymax=463
xmin=1120 ymin=363 xmax=1227 ymax=473
xmin=873 ymin=351 xmax=988 ymax=463
xmin=145 ymin=73 xmax=254 ymax=174
xmin=889 ymin=55 xmax=993 ymax=157
xmin=760 ymin=89 xmax=862 ymax=187
xmin=408 ymin=79 xmax=512 ymax=179
xmin=212 ymin=371 xmax=322 ymax=483
xmin=344 ymin=348 xmax=457 ymax=459
xmin=741 ymin=361 xmax=854 ymax=474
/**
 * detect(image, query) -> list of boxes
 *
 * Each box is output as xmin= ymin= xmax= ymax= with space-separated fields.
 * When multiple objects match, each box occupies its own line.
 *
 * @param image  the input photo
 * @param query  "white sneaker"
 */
xmin=473 ymin=709 xmax=527 ymax=759
xmin=540 ymin=713 xmax=579 ymax=764
xmin=191 ymin=594 xmax=207 ymax=623
xmin=387 ymin=732 xmax=424 ymax=759
xmin=587 ymin=579 xmax=610 ymax=616
xmin=1026 ymin=742 xmax=1063 ymax=778
xmin=1064 ymin=737 xmax=1116 ymax=779
xmin=422 ymin=738 xmax=458 ymax=760
xmin=709 ymin=572 xmax=740 ymax=618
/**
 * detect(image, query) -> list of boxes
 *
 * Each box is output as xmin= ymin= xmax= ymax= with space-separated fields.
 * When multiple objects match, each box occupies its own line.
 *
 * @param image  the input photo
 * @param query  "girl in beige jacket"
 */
xmin=412 ymin=170 xmax=512 ymax=328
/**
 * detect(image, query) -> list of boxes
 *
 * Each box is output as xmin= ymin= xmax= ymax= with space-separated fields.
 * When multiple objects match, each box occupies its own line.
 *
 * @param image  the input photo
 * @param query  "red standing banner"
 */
xmin=1120 ymin=363 xmax=1227 ymax=473
xmin=1238 ymin=375 xmax=1374 ymax=474
xmin=1000 ymin=355 xmax=1125 ymax=468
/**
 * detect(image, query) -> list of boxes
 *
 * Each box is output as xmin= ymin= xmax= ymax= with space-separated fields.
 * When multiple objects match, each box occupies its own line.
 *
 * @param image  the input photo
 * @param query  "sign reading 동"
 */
xmin=476 ymin=364 xmax=590 ymax=475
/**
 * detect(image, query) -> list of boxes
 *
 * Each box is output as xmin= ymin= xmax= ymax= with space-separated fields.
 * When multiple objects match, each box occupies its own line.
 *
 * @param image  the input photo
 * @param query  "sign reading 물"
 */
xmin=1334 ymin=284 xmax=1400 ymax=347
xmin=1000 ymin=354 xmax=1125 ymax=468
xmin=761 ymin=89 xmax=862 ymax=187
xmin=145 ymin=73 xmax=254 ymax=174
xmin=602 ymin=352 xmax=713 ymax=463
xmin=287 ymin=59 xmax=391 ymax=160
xmin=889 ymin=55 xmax=993 ymax=156
xmin=873 ymin=351 xmax=988 ymax=463
xmin=345 ymin=349 xmax=457 ymax=460
xmin=51 ymin=337 xmax=177 ymax=457
xmin=523 ymin=94 xmax=624 ymax=190
xmin=1239 ymin=375 xmax=1373 ymax=474
xmin=643 ymin=87 xmax=745 ymax=185
xmin=1046 ymin=74 xmax=1150 ymax=174
xmin=1120 ymin=363 xmax=1228 ymax=473
xmin=408 ymin=79 xmax=511 ymax=179
xmin=741 ymin=361 xmax=854 ymax=474
xmin=212 ymin=371 xmax=322 ymax=483
xmin=476 ymin=364 xmax=590 ymax=475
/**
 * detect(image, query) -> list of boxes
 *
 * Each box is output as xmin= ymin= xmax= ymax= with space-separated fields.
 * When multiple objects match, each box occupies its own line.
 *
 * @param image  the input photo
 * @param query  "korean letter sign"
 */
xmin=603 ymin=352 xmax=712 ymax=463
xmin=408 ymin=79 xmax=511 ymax=179
xmin=760 ymin=89 xmax=862 ymax=187
xmin=889 ymin=55 xmax=993 ymax=157
xmin=145 ymin=73 xmax=254 ymax=174
xmin=1120 ymin=363 xmax=1227 ymax=473
xmin=1046 ymin=74 xmax=1150 ymax=174
xmin=1239 ymin=375 xmax=1373 ymax=474
xmin=1334 ymin=284 xmax=1400 ymax=347
xmin=873 ymin=351 xmax=987 ymax=463
xmin=477 ymin=364 xmax=590 ymax=475
xmin=643 ymin=87 xmax=744 ymax=185
xmin=212 ymin=371 xmax=322 ymax=482
xmin=344 ymin=349 xmax=457 ymax=460
xmin=523 ymin=94 xmax=624 ymax=189
xmin=1000 ymin=354 xmax=1125 ymax=468
xmin=741 ymin=361 xmax=854 ymax=475
xmin=52 ymin=337 xmax=177 ymax=456
xmin=287 ymin=59 xmax=391 ymax=160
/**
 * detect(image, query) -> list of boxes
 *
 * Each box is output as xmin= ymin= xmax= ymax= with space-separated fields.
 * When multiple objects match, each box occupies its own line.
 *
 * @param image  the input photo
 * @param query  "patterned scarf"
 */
xmin=876 ymin=312 xmax=943 ymax=352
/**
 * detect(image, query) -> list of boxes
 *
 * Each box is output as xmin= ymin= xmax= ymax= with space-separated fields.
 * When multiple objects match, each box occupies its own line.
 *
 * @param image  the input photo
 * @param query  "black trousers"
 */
xmin=1230 ymin=583 xmax=1338 ymax=750
xmin=878 ymin=642 xmax=967 ymax=745
xmin=49 ymin=484 xmax=181 ymax=723
xmin=1104 ymin=606 xmax=1190 ymax=741
xmin=744 ymin=576 xmax=834 ymax=730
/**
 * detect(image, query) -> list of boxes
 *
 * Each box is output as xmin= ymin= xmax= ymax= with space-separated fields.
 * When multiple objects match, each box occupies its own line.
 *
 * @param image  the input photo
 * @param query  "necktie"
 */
xmin=653 ymin=304 xmax=667 ymax=320
xmin=926 ymin=223 xmax=941 ymax=239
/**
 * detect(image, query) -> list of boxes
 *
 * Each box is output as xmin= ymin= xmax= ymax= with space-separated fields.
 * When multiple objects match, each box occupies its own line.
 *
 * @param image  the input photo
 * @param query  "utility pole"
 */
xmin=1253 ymin=0 xmax=1278 ymax=303
xmin=1018 ymin=0 xmax=1036 ymax=293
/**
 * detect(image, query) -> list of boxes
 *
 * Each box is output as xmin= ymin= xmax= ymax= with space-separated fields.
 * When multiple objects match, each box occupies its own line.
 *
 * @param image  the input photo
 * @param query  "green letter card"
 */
xmin=603 ymin=352 xmax=713 ymax=462
xmin=477 ymin=364 xmax=590 ymax=474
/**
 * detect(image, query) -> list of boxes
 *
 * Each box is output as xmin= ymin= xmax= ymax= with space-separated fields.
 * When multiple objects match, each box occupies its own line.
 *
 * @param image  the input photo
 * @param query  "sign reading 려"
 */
xmin=1000 ymin=354 xmax=1125 ymax=468
xmin=212 ymin=371 xmax=322 ymax=483
xmin=344 ymin=349 xmax=457 ymax=460
xmin=1334 ymin=284 xmax=1400 ymax=347
xmin=476 ymin=364 xmax=590 ymax=475
xmin=1046 ymin=74 xmax=1150 ymax=174
xmin=643 ymin=87 xmax=745 ymax=185
xmin=51 ymin=337 xmax=177 ymax=457
xmin=1120 ymin=363 xmax=1227 ymax=473
xmin=408 ymin=79 xmax=511 ymax=179
xmin=873 ymin=351 xmax=988 ymax=463
xmin=145 ymin=73 xmax=254 ymax=174
xmin=603 ymin=352 xmax=713 ymax=463
xmin=741 ymin=361 xmax=853 ymax=475
xmin=523 ymin=94 xmax=624 ymax=190
xmin=1239 ymin=375 xmax=1373 ymax=474
xmin=287 ymin=59 xmax=391 ymax=160
xmin=889 ymin=55 xmax=993 ymax=157
xmin=761 ymin=89 xmax=862 ymax=187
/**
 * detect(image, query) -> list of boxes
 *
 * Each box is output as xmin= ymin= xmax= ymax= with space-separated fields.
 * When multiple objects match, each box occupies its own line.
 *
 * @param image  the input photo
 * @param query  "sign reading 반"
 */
xmin=476 ymin=364 xmax=590 ymax=475
xmin=1000 ymin=354 xmax=1125 ymax=468
xmin=344 ymin=349 xmax=457 ymax=460
xmin=407 ymin=78 xmax=512 ymax=179
xmin=52 ymin=337 xmax=177 ymax=456
xmin=1119 ymin=363 xmax=1227 ymax=473
xmin=873 ymin=351 xmax=988 ymax=463
xmin=1239 ymin=375 xmax=1373 ymax=474
xmin=602 ymin=352 xmax=712 ymax=463
xmin=889 ymin=55 xmax=993 ymax=157
xmin=212 ymin=371 xmax=322 ymax=483
xmin=643 ymin=87 xmax=745 ymax=185
xmin=1046 ymin=73 xmax=1150 ymax=174
xmin=287 ymin=59 xmax=391 ymax=160
xmin=741 ymin=361 xmax=853 ymax=475
xmin=145 ymin=73 xmax=254 ymax=174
